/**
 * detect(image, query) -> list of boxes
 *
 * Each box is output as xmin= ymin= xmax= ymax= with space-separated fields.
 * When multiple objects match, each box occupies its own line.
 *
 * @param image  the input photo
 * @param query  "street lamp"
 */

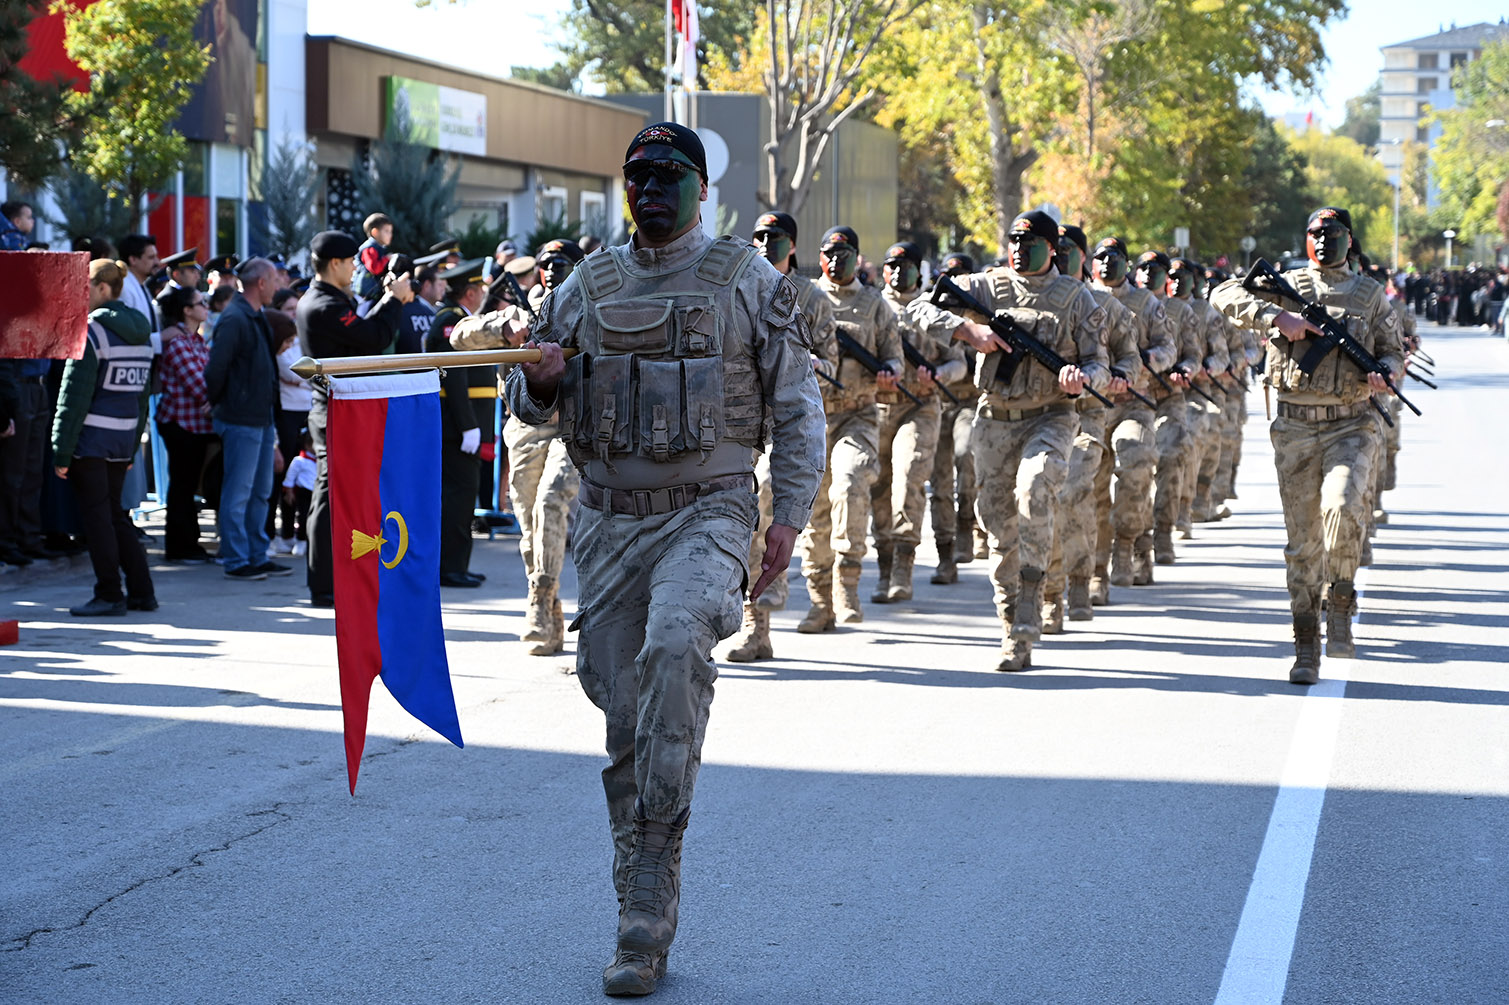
xmin=1443 ymin=229 xmax=1456 ymax=269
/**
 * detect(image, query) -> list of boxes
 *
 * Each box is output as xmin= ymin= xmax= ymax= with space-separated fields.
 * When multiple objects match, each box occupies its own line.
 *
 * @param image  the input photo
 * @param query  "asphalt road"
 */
xmin=3 ymin=322 xmax=1506 ymax=1005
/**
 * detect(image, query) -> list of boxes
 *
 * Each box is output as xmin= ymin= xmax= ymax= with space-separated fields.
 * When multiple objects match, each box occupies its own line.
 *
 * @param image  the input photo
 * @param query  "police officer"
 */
xmin=797 ymin=225 xmax=902 ymax=630
xmin=928 ymin=251 xmax=985 ymax=584
xmin=872 ymin=240 xmax=968 ymax=603
xmin=398 ymin=264 xmax=443 ymax=355
xmin=1089 ymin=238 xmax=1176 ymax=596
xmin=728 ymin=211 xmax=838 ymax=662
xmin=425 ymin=259 xmax=494 ymax=588
xmin=949 ymin=210 xmax=1110 ymax=671
xmin=505 ymin=122 xmax=825 ymax=995
xmin=296 ymin=230 xmax=413 ymax=607
xmin=1210 ymin=206 xmax=1403 ymax=685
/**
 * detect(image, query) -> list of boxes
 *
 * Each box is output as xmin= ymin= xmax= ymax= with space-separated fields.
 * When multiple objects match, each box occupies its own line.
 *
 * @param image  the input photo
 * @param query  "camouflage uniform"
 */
xmin=928 ymin=355 xmax=980 ymax=580
xmin=451 ymin=308 xmax=581 ymax=654
xmin=954 ymin=266 xmax=1110 ymax=670
xmin=503 ymin=227 xmax=825 ymax=902
xmin=1090 ymin=280 xmax=1176 ymax=590
xmin=1211 ymin=259 xmax=1402 ymax=679
xmin=1211 ymin=303 xmax=1262 ymax=508
xmin=729 ymin=271 xmax=837 ymax=661
xmin=1152 ymin=295 xmax=1203 ymax=567
xmin=1374 ymin=297 xmax=1415 ymax=520
xmin=872 ymin=283 xmax=968 ymax=602
xmin=1045 ymin=287 xmax=1136 ymax=624
xmin=797 ymin=276 xmax=902 ymax=628
xmin=1179 ymin=294 xmax=1230 ymax=527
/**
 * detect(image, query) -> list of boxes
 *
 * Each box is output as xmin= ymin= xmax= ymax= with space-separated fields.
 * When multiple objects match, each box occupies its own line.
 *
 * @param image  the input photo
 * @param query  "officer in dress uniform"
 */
xmin=425 ymin=259 xmax=494 ymax=588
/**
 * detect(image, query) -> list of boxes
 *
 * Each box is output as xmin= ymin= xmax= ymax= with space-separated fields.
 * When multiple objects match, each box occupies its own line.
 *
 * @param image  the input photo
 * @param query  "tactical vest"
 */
xmin=76 ymin=320 xmax=152 ymax=460
xmin=1112 ymin=284 xmax=1160 ymax=351
xmin=977 ymin=272 xmax=1081 ymax=402
xmin=1265 ymin=267 xmax=1381 ymax=403
xmin=826 ymin=282 xmax=892 ymax=408
xmin=793 ymin=274 xmax=823 ymax=329
xmin=558 ymin=236 xmax=762 ymax=469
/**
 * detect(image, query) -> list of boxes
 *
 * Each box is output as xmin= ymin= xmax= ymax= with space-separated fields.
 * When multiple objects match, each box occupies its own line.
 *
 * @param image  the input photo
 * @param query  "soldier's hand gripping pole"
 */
xmin=929 ymin=274 xmax=1113 ymax=407
xmin=834 ymin=330 xmax=922 ymax=407
xmin=1244 ymin=258 xmax=1421 ymax=418
xmin=900 ymin=336 xmax=961 ymax=405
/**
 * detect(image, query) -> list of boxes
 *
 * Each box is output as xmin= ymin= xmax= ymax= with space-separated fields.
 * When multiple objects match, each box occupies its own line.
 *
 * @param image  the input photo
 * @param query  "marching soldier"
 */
xmin=797 ymin=225 xmax=903 ymax=631
xmin=872 ymin=241 xmax=969 ymax=603
xmin=929 ymin=251 xmax=986 ymax=584
xmin=1167 ymin=258 xmax=1229 ymax=534
xmin=425 ymin=259 xmax=494 ymax=588
xmin=505 ymin=123 xmax=825 ymax=995
xmin=1205 ymin=266 xmax=1262 ymax=514
xmin=949 ymin=210 xmax=1110 ymax=671
xmin=1210 ymin=206 xmax=1403 ymax=685
xmin=1135 ymin=251 xmax=1199 ymax=574
xmin=728 ymin=211 xmax=837 ymax=662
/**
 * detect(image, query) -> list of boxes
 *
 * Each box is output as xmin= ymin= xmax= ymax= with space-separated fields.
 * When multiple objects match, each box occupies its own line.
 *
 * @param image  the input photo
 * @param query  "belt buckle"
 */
xmin=631 ymin=489 xmax=653 ymax=516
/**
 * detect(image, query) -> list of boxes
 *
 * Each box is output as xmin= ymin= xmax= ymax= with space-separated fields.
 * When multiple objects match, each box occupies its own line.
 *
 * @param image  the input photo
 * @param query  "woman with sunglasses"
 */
xmin=156 ymin=284 xmax=217 ymax=563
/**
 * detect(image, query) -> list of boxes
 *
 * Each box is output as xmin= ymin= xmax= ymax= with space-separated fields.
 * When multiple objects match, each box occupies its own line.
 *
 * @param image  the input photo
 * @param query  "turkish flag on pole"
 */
xmin=673 ymin=0 xmax=698 ymax=88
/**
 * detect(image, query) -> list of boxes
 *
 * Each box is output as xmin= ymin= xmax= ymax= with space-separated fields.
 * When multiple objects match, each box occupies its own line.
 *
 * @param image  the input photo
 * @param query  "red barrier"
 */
xmin=0 ymin=250 xmax=90 ymax=359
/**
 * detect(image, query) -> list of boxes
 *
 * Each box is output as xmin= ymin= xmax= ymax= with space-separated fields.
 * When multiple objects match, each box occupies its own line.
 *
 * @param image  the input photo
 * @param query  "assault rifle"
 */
xmin=900 ymin=336 xmax=961 ymax=405
xmin=1168 ymin=364 xmax=1221 ymax=405
xmin=929 ymin=274 xmax=1114 ymax=408
xmin=1108 ymin=368 xmax=1157 ymax=409
xmin=499 ymin=271 xmax=536 ymax=322
xmin=834 ymin=330 xmax=922 ymax=407
xmin=1243 ymin=258 xmax=1420 ymax=424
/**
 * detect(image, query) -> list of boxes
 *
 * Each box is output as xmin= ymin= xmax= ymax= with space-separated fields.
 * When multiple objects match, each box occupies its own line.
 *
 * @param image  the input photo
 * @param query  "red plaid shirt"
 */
xmin=157 ymin=327 xmax=213 ymax=434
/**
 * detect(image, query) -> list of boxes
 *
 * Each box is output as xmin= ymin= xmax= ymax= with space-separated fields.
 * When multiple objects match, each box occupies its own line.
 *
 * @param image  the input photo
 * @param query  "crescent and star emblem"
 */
xmin=350 ymin=510 xmax=409 ymax=569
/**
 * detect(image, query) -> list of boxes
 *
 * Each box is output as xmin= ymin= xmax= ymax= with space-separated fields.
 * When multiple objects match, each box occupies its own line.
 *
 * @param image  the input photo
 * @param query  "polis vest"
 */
xmin=76 ymin=320 xmax=152 ymax=460
xmin=559 ymin=236 xmax=762 ymax=469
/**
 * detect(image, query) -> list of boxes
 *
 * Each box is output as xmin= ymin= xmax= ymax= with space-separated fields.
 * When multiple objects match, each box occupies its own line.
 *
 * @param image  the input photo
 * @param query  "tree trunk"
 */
xmin=972 ymin=4 xmax=1028 ymax=253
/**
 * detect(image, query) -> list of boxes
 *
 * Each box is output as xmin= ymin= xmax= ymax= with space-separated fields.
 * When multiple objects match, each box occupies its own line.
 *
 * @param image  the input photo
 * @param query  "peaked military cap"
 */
xmin=161 ymin=247 xmax=200 ymax=270
xmin=1058 ymin=225 xmax=1088 ymax=256
xmin=439 ymin=258 xmax=487 ymax=289
xmin=1093 ymin=237 xmax=1129 ymax=259
xmin=1136 ymin=250 xmax=1171 ymax=271
xmin=1307 ymin=206 xmax=1353 ymax=232
xmin=940 ymin=252 xmax=975 ymax=274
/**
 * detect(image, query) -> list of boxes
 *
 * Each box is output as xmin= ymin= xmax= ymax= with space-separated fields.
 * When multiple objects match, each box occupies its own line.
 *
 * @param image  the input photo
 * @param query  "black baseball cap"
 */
xmin=1010 ymin=210 xmax=1058 ymax=243
xmin=821 ymin=226 xmax=860 ymax=251
xmin=884 ymin=241 xmax=922 ymax=265
xmin=1307 ymin=206 xmax=1352 ymax=232
xmin=310 ymin=231 xmax=359 ymax=260
xmin=624 ymin=121 xmax=708 ymax=179
xmin=753 ymin=211 xmax=798 ymax=239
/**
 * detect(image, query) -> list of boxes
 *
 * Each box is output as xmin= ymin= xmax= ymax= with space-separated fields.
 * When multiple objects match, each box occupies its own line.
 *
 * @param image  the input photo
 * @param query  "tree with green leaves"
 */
xmin=1337 ymin=81 xmax=1381 ymax=150
xmin=54 ymin=0 xmax=211 ymax=212
xmin=0 ymin=0 xmax=85 ymax=186
xmin=45 ymin=160 xmax=138 ymax=244
xmin=1285 ymin=125 xmax=1394 ymax=259
xmin=254 ymin=138 xmax=321 ymax=265
xmin=351 ymin=138 xmax=461 ymax=258
xmin=554 ymin=0 xmax=755 ymax=92
xmin=1430 ymin=38 xmax=1509 ymax=243
xmin=1242 ymin=114 xmax=1314 ymax=260
xmin=510 ymin=63 xmax=581 ymax=94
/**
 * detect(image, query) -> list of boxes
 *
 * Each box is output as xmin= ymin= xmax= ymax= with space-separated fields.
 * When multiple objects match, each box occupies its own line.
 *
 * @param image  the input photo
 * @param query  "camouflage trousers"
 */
xmin=1212 ymin=388 xmax=1245 ymax=504
xmin=1048 ymin=406 xmax=1108 ymax=587
xmin=928 ymin=400 xmax=978 ymax=553
xmin=873 ymin=397 xmax=942 ymax=551
xmin=1152 ymin=392 xmax=1189 ymax=532
xmin=1375 ymin=397 xmax=1402 ymax=500
xmin=503 ymin=418 xmax=579 ymax=587
xmin=972 ymin=406 xmax=1076 ymax=612
xmin=573 ymin=487 xmax=756 ymax=880
xmin=800 ymin=405 xmax=880 ymax=580
xmin=1180 ymin=395 xmax=1222 ymax=519
xmin=1105 ymin=400 xmax=1158 ymax=545
xmin=1270 ymin=411 xmax=1379 ymax=617
xmin=747 ymin=446 xmax=789 ymax=610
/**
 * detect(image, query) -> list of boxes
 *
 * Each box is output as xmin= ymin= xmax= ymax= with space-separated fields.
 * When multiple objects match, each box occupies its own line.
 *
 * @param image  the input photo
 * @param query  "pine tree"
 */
xmin=46 ymin=161 xmax=137 ymax=244
xmin=0 ymin=0 xmax=81 ymax=186
xmin=255 ymin=138 xmax=321 ymax=264
xmin=351 ymin=106 xmax=460 ymax=256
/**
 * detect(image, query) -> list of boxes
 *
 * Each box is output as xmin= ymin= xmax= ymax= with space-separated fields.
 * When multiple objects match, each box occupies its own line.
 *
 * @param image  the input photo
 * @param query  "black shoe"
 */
xmin=254 ymin=561 xmax=294 ymax=577
xmin=0 ymin=548 xmax=33 ymax=567
xmin=165 ymin=547 xmax=215 ymax=564
xmin=440 ymin=572 xmax=481 ymax=588
xmin=126 ymin=595 xmax=159 ymax=611
xmin=45 ymin=534 xmax=88 ymax=556
xmin=310 ymin=592 xmax=335 ymax=608
xmin=225 ymin=565 xmax=268 ymax=580
xmin=465 ymin=570 xmax=487 ymax=583
xmin=71 ymin=596 xmax=127 ymax=617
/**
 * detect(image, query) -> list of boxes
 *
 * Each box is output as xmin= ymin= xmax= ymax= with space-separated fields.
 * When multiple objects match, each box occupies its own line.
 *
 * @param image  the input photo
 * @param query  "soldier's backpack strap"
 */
xmin=695 ymin=236 xmax=758 ymax=287
xmin=794 ymin=276 xmax=820 ymax=318
xmin=578 ymin=248 xmax=626 ymax=301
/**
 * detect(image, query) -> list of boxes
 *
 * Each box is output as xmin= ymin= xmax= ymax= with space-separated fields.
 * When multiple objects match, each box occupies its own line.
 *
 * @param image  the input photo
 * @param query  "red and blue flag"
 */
xmin=328 ymin=370 xmax=462 ymax=792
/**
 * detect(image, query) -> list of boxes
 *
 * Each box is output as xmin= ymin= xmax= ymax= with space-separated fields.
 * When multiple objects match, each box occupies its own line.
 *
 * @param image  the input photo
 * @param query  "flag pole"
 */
xmin=665 ymin=0 xmax=674 ymax=122
xmin=292 ymin=347 xmax=579 ymax=380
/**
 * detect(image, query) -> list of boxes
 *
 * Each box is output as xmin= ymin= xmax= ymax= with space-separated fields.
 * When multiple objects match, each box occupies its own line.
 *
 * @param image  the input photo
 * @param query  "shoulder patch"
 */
xmin=764 ymin=275 xmax=800 ymax=327
xmin=695 ymin=236 xmax=756 ymax=286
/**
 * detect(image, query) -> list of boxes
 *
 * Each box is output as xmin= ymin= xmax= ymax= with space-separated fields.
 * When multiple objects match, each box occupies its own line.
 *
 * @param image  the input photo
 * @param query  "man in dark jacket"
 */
xmin=296 ymin=230 xmax=412 ymax=607
xmin=204 ymin=258 xmax=284 ymax=581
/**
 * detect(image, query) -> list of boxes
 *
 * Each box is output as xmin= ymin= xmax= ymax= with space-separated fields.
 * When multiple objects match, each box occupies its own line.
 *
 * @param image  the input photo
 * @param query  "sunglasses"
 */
xmin=1007 ymin=233 xmax=1042 ymax=245
xmin=623 ymin=159 xmax=695 ymax=186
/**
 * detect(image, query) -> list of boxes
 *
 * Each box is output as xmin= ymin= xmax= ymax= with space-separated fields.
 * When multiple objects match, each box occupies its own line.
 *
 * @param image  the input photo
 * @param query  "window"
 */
xmin=1450 ymin=52 xmax=1468 ymax=68
xmin=1417 ymin=77 xmax=1438 ymax=93
xmin=1418 ymin=52 xmax=1439 ymax=69
xmin=539 ymin=185 xmax=567 ymax=225
xmin=1417 ymin=124 xmax=1431 ymax=143
xmin=579 ymin=191 xmax=607 ymax=239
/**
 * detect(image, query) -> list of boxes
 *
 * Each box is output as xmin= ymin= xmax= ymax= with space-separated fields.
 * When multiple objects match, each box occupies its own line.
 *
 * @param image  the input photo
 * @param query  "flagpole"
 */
xmin=292 ymin=347 xmax=579 ymax=380
xmin=665 ymin=0 xmax=674 ymax=122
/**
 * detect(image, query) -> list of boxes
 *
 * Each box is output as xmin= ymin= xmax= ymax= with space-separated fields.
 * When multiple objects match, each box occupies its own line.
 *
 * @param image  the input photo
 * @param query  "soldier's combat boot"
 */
xmin=796 ymin=575 xmax=835 ymax=634
xmin=521 ymin=577 xmax=551 ymax=644
xmin=931 ymin=538 xmax=958 ymax=585
xmin=606 ymin=805 xmax=689 ymax=996
xmin=871 ymin=547 xmax=894 ymax=604
xmin=1326 ymin=580 xmax=1356 ymax=659
xmin=834 ymin=560 xmax=864 ymax=624
xmin=1110 ymin=537 xmax=1135 ymax=587
xmin=1041 ymin=590 xmax=1064 ymax=634
xmin=1290 ymin=614 xmax=1322 ymax=686
xmin=1373 ymin=508 xmax=1389 ymax=526
xmin=726 ymin=605 xmax=773 ymax=662
xmin=527 ymin=576 xmax=564 ymax=656
xmin=1153 ymin=526 xmax=1176 ymax=566
xmin=995 ymin=601 xmax=1032 ymax=671
xmin=1134 ymin=532 xmax=1156 ymax=585
xmin=974 ymin=525 xmax=990 ymax=560
xmin=1011 ymin=567 xmax=1046 ymax=642
xmin=1175 ymin=500 xmax=1194 ymax=539
xmin=887 ymin=545 xmax=916 ymax=602
xmin=1360 ymin=536 xmax=1373 ymax=567
xmin=955 ymin=516 xmax=976 ymax=565
xmin=603 ymin=948 xmax=667 ymax=997
xmin=1089 ymin=564 xmax=1110 ymax=606
xmin=1067 ymin=577 xmax=1094 ymax=621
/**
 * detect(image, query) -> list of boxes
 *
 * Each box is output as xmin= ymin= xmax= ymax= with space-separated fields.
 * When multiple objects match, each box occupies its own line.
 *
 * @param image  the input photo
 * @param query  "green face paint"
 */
xmin=1093 ymin=253 xmax=1128 ymax=284
xmin=754 ymin=232 xmax=792 ymax=268
xmin=884 ymin=260 xmax=919 ymax=291
xmin=624 ymin=146 xmax=703 ymax=242
xmin=1009 ymin=235 xmax=1051 ymax=274
xmin=821 ymin=246 xmax=858 ymax=284
xmin=1056 ymin=241 xmax=1085 ymax=279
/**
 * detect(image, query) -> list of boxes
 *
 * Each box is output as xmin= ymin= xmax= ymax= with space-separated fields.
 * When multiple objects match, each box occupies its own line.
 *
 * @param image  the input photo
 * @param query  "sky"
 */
xmin=308 ymin=0 xmax=1508 ymax=128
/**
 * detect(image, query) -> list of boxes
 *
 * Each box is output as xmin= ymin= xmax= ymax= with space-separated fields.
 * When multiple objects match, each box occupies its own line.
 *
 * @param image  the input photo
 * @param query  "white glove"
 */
xmin=459 ymin=428 xmax=481 ymax=454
